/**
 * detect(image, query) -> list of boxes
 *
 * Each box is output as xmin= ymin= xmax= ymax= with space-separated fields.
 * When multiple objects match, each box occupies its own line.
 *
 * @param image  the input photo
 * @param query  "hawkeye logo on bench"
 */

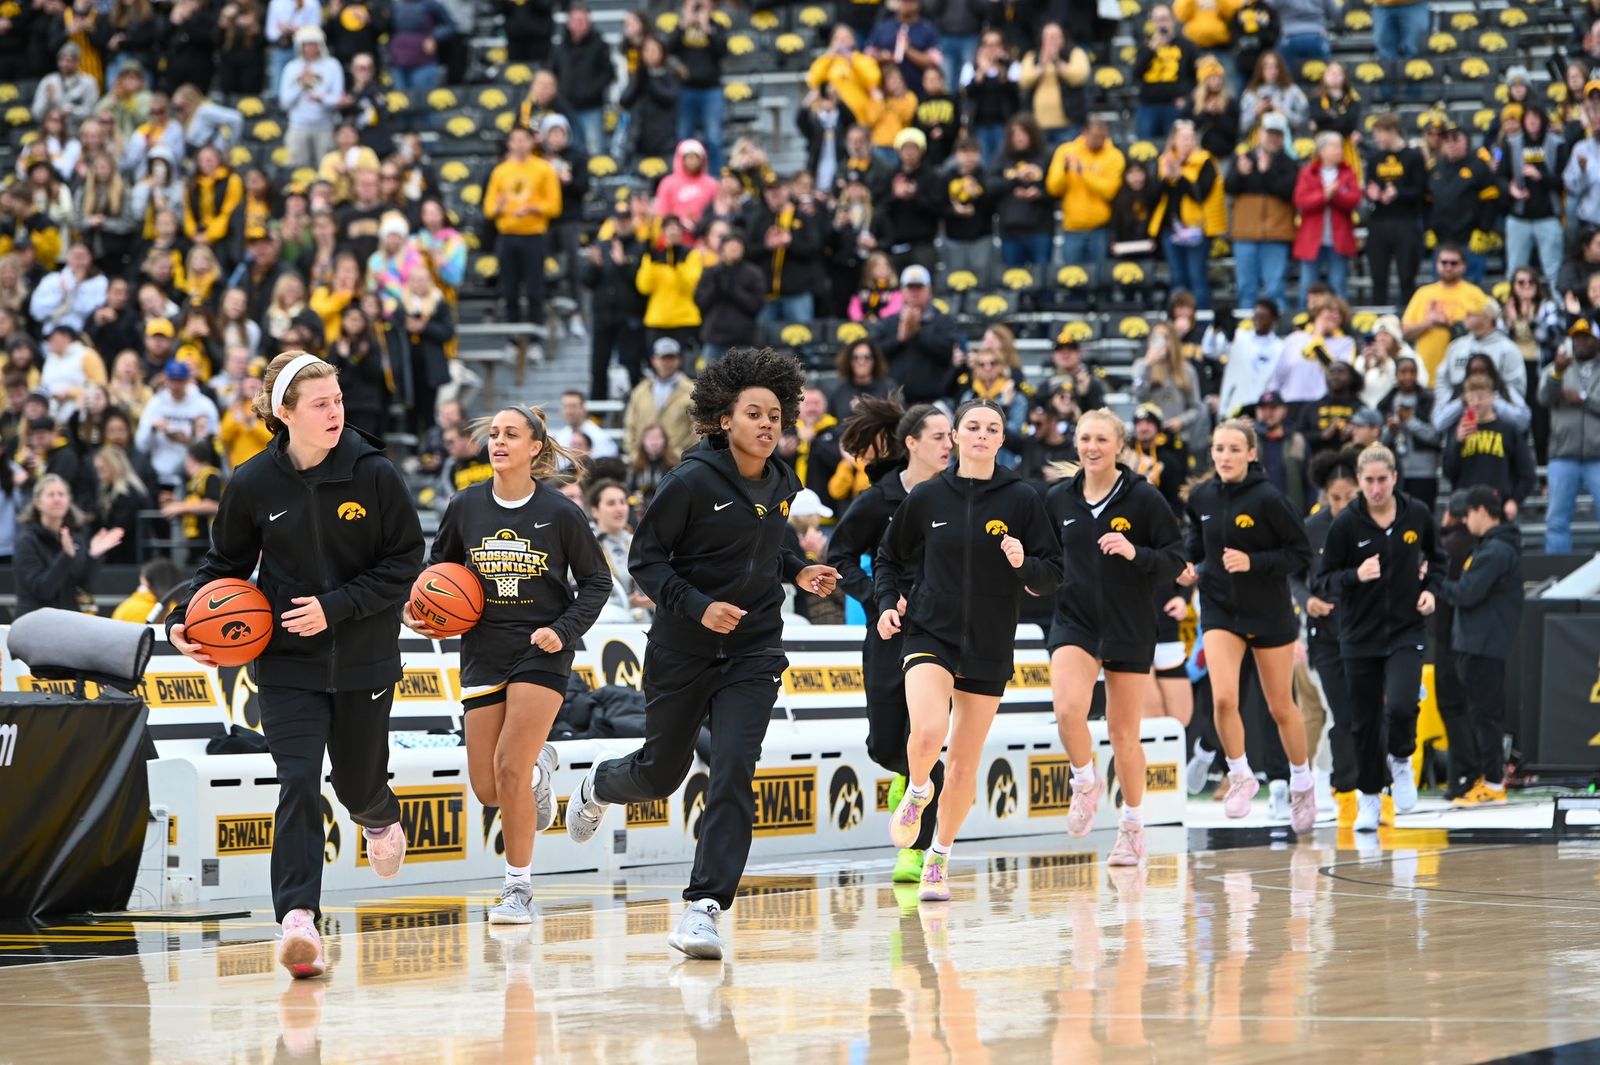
xmin=751 ymin=767 xmax=817 ymax=837
xmin=627 ymin=798 xmax=670 ymax=828
xmin=139 ymin=672 xmax=217 ymax=708
xmin=1029 ymin=755 xmax=1074 ymax=817
xmin=358 ymin=785 xmax=465 ymax=865
xmin=216 ymin=814 xmax=275 ymax=855
xmin=394 ymin=668 xmax=446 ymax=701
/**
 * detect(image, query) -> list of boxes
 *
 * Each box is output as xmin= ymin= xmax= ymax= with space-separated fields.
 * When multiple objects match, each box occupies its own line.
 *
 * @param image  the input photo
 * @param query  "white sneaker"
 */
xmin=1388 ymin=755 xmax=1418 ymax=813
xmin=532 ymin=744 xmax=560 ymax=832
xmin=1185 ymin=742 xmax=1214 ymax=795
xmin=488 ymin=880 xmax=534 ymax=925
xmin=566 ymin=761 xmax=610 ymax=844
xmin=667 ymin=899 xmax=724 ymax=960
xmin=1354 ymin=792 xmax=1382 ymax=832
xmin=1268 ymin=779 xmax=1290 ymax=821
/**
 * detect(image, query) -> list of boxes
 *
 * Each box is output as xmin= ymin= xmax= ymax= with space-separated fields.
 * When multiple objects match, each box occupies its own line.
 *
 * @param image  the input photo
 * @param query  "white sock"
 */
xmin=1289 ymin=762 xmax=1313 ymax=792
xmin=928 ymin=836 xmax=951 ymax=857
xmin=531 ymin=763 xmax=544 ymax=790
xmin=1071 ymin=761 xmax=1095 ymax=788
xmin=1121 ymin=803 xmax=1143 ymax=825
xmin=906 ymin=778 xmax=933 ymax=801
xmin=1226 ymin=755 xmax=1252 ymax=778
xmin=504 ymin=863 xmax=530 ymax=884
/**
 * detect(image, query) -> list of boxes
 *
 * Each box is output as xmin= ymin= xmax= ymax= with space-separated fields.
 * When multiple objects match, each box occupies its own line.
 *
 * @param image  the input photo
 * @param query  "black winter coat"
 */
xmin=13 ymin=522 xmax=98 ymax=618
xmin=695 ymin=261 xmax=766 ymax=346
xmin=1443 ymin=522 xmax=1522 ymax=660
xmin=1312 ymin=490 xmax=1444 ymax=658
xmin=1184 ymin=465 xmax=1311 ymax=636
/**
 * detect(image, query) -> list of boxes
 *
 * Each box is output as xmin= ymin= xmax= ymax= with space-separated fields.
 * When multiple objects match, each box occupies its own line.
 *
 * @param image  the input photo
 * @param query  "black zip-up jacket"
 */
xmin=13 ymin=521 xmax=99 ymax=619
xmin=666 ymin=23 xmax=727 ymax=89
xmin=552 ymin=28 xmax=615 ymax=110
xmin=695 ymin=261 xmax=767 ymax=346
xmin=1312 ymin=490 xmax=1444 ymax=658
xmin=1046 ymin=465 xmax=1184 ymax=661
xmin=872 ymin=307 xmax=958 ymax=406
xmin=1427 ymin=152 xmax=1497 ymax=244
xmin=827 ymin=461 xmax=909 ymax=607
xmin=628 ymin=439 xmax=809 ymax=659
xmin=875 ymin=465 xmax=1063 ymax=680
xmin=739 ymin=199 xmax=827 ymax=300
xmin=1441 ymin=415 xmax=1537 ymax=506
xmin=994 ymin=151 xmax=1053 ymax=237
xmin=1293 ymin=503 xmax=1339 ymax=650
xmin=167 ymin=427 xmax=425 ymax=691
xmin=1362 ymin=144 xmax=1428 ymax=222
xmin=1184 ymin=464 xmax=1311 ymax=636
xmin=1442 ymin=522 xmax=1522 ymax=660
xmin=884 ymin=164 xmax=944 ymax=249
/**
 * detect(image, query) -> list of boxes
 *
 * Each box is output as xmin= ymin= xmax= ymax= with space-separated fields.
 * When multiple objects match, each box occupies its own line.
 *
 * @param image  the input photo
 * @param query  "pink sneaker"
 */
xmin=889 ymin=787 xmax=932 ymax=849
xmin=1223 ymin=772 xmax=1260 ymax=819
xmin=366 ymin=822 xmax=407 ymax=879
xmin=1065 ymin=776 xmax=1102 ymax=837
xmin=1289 ymin=785 xmax=1317 ymax=834
xmin=1107 ymin=821 xmax=1145 ymax=866
xmin=278 ymin=909 xmax=326 ymax=979
xmin=919 ymin=850 xmax=951 ymax=902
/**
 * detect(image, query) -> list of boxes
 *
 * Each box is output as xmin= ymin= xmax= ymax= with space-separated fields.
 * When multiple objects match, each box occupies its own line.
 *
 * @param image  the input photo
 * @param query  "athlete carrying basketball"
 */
xmin=404 ymin=405 xmax=612 ymax=923
xmin=1180 ymin=419 xmax=1316 ymax=833
xmin=168 ymin=351 xmax=424 ymax=978
xmin=563 ymin=348 xmax=840 ymax=960
xmin=1046 ymin=409 xmax=1186 ymax=866
xmin=826 ymin=396 xmax=952 ymax=884
xmin=875 ymin=398 xmax=1062 ymax=903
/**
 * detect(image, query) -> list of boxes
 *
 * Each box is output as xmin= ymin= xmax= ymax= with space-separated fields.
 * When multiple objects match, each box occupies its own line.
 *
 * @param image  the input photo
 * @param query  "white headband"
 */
xmin=271 ymin=353 xmax=325 ymax=418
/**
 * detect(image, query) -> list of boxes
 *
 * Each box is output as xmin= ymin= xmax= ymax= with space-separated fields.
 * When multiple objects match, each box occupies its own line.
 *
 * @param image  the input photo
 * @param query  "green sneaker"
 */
xmin=892 ymin=848 xmax=925 ymax=883
xmin=886 ymin=774 xmax=907 ymax=815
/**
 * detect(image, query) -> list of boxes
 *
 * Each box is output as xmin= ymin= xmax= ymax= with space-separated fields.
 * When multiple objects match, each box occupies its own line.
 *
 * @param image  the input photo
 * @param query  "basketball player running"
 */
xmin=1312 ymin=443 xmax=1442 ymax=832
xmin=875 ymin=399 xmax=1062 ymax=902
xmin=826 ymin=396 xmax=952 ymax=884
xmin=168 ymin=351 xmax=424 ymax=978
xmin=563 ymin=348 xmax=840 ymax=960
xmin=404 ymin=405 xmax=612 ymax=923
xmin=1180 ymin=419 xmax=1316 ymax=832
xmin=1047 ymin=410 xmax=1185 ymax=865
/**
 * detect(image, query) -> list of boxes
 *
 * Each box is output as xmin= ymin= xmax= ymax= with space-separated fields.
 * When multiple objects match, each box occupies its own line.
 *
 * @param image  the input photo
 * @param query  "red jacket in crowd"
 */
xmin=1291 ymin=161 xmax=1362 ymax=261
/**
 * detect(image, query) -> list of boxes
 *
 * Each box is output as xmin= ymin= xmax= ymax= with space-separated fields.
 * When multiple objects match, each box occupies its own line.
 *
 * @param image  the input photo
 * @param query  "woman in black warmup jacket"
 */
xmin=826 ymin=395 xmax=952 ymax=885
xmin=1312 ymin=442 xmax=1442 ymax=833
xmin=1181 ymin=418 xmax=1316 ymax=832
xmin=875 ymin=398 xmax=1062 ymax=904
xmin=1047 ymin=409 xmax=1185 ymax=867
xmin=168 ymin=351 xmax=424 ymax=980
xmin=564 ymin=348 xmax=839 ymax=960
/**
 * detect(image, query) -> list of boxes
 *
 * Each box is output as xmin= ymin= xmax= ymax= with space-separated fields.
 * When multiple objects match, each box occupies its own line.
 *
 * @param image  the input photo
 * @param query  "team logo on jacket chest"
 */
xmin=470 ymin=529 xmax=549 ymax=597
xmin=1234 ymin=514 xmax=1255 ymax=529
xmin=1109 ymin=516 xmax=1132 ymax=532
xmin=985 ymin=519 xmax=1009 ymax=536
xmin=753 ymin=500 xmax=790 ymax=519
xmin=1403 ymin=529 xmax=1418 ymax=544
xmin=337 ymin=501 xmax=367 ymax=521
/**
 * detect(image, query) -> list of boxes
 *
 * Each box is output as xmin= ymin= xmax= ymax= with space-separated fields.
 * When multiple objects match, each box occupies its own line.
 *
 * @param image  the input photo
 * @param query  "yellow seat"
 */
xmin=775 ymin=33 xmax=805 ymax=55
xmin=251 ymin=118 xmax=282 ymax=140
xmin=1498 ymin=7 xmax=1527 ymax=28
xmin=485 ymin=46 xmax=507 ymax=66
xmin=799 ymin=6 xmax=828 ymax=27
xmin=1057 ymin=265 xmax=1089 ymax=289
xmin=494 ymin=112 xmax=515 ymax=133
xmin=587 ymin=155 xmax=618 ymax=177
xmin=724 ymin=82 xmax=753 ymax=102
xmin=946 ymin=270 xmax=978 ymax=292
xmin=440 ymin=161 xmax=471 ymax=183
xmin=445 ymin=115 xmax=477 ymax=138
xmin=1095 ymin=67 xmax=1125 ymax=90
xmin=478 ymin=88 xmax=509 ymax=109
xmin=474 ymin=255 xmax=499 ymax=279
xmin=836 ymin=322 xmax=867 ymax=343
xmin=780 ymin=323 xmax=813 ymax=346
xmin=727 ymin=33 xmax=755 ymax=56
xmin=1426 ymin=33 xmax=1456 ymax=55
xmin=461 ymin=184 xmax=482 ymax=206
xmin=655 ymin=11 xmax=680 ymax=32
xmin=750 ymin=10 xmax=778 ymax=30
xmin=976 ymin=294 xmax=1011 ymax=318
xmin=638 ymin=157 xmax=669 ymax=179
xmin=427 ymin=89 xmax=458 ymax=109
xmin=505 ymin=64 xmax=533 ymax=85
xmin=1127 ymin=140 xmax=1158 ymax=163
xmin=229 ymin=146 xmax=253 ymax=168
xmin=1344 ymin=9 xmax=1372 ymax=30
xmin=1001 ymin=267 xmax=1035 ymax=291
xmin=237 ymin=96 xmax=264 ymax=117
xmin=1449 ymin=11 xmax=1478 ymax=31
xmin=1404 ymin=59 xmax=1436 ymax=81
xmin=1355 ymin=62 xmax=1385 ymax=85
xmin=1118 ymin=316 xmax=1150 ymax=339
xmin=1301 ymin=59 xmax=1327 ymax=83
xmin=1112 ymin=262 xmax=1145 ymax=286
xmin=1458 ymin=58 xmax=1490 ymax=81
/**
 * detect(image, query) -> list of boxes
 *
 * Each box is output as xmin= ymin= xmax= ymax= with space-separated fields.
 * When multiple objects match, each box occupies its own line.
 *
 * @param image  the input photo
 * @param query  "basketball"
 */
xmin=410 ymin=562 xmax=484 ymax=637
xmin=184 ymin=578 xmax=274 ymax=667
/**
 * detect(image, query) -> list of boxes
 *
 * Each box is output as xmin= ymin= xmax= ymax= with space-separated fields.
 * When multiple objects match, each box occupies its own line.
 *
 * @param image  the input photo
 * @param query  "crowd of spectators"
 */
xmin=3 ymin=0 xmax=1600 ymax=626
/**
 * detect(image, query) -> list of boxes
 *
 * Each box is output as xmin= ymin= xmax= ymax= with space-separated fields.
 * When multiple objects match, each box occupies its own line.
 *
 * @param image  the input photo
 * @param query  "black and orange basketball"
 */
xmin=411 ymin=562 xmax=484 ymax=637
xmin=185 ymin=578 xmax=274 ymax=666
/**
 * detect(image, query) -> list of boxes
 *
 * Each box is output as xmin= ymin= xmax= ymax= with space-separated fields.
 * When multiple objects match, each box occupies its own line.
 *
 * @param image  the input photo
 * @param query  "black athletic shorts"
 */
xmin=900 ymin=633 xmax=1009 ymax=697
xmin=461 ymin=668 xmax=570 ymax=712
xmin=1200 ymin=623 xmax=1297 ymax=650
xmin=1047 ymin=622 xmax=1153 ymax=675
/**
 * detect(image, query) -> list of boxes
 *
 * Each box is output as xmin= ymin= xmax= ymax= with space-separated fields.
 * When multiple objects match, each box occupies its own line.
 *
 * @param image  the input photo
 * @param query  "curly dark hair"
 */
xmin=689 ymin=346 xmax=806 ymax=439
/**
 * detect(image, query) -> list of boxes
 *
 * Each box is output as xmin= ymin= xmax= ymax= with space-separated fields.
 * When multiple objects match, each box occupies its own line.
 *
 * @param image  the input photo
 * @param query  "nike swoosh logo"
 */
xmin=1063 ymin=519 xmax=1076 ymax=526
xmin=932 ymin=521 xmax=947 ymax=528
xmin=772 ymin=676 xmax=781 ymax=684
xmin=269 ymin=511 xmax=287 ymax=522
xmin=424 ymin=579 xmax=461 ymax=599
xmin=714 ymin=501 xmax=734 ymax=511
xmin=1200 ymin=515 xmax=1212 ymax=522
xmin=207 ymin=591 xmax=247 ymax=610
xmin=534 ymin=522 xmax=552 ymax=529
xmin=371 ymin=689 xmax=387 ymax=701
xmin=1358 ymin=539 xmax=1373 ymax=548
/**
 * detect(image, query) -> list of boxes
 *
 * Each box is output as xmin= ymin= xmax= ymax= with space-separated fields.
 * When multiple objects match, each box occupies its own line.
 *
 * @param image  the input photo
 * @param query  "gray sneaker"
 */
xmin=565 ymin=762 xmax=610 ymax=844
xmin=667 ymin=900 xmax=723 ymax=960
xmin=533 ymin=744 xmax=560 ymax=832
xmin=489 ymin=880 xmax=534 ymax=925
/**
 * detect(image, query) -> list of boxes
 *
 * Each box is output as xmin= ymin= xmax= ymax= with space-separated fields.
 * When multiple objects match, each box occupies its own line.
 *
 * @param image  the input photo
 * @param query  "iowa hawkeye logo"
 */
xmin=1234 ymin=514 xmax=1256 ymax=529
xmin=337 ymin=501 xmax=367 ymax=520
xmin=1109 ymin=516 xmax=1132 ymax=532
xmin=985 ymin=519 xmax=1009 ymax=536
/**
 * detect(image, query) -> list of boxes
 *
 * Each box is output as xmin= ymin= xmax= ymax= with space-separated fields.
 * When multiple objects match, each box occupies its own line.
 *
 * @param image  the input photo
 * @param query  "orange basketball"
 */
xmin=410 ymin=562 xmax=484 ymax=637
xmin=184 ymin=578 xmax=274 ymax=667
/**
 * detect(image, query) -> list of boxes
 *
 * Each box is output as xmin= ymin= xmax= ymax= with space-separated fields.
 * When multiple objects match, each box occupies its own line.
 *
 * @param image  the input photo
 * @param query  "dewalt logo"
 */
xmin=1029 ymin=755 xmax=1074 ymax=817
xmin=544 ymin=796 xmax=569 ymax=834
xmin=1146 ymin=762 xmax=1179 ymax=793
xmin=1109 ymin=516 xmax=1131 ymax=532
xmin=627 ymin=798 xmax=670 ymax=828
xmin=783 ymin=666 xmax=864 ymax=695
xmin=395 ymin=668 xmax=445 ymax=701
xmin=359 ymin=785 xmax=464 ymax=864
xmin=984 ymin=519 xmax=1009 ymax=536
xmin=1010 ymin=663 xmax=1051 ymax=688
xmin=216 ymin=814 xmax=274 ymax=855
xmin=751 ymin=767 xmax=817 ymax=836
xmin=1234 ymin=514 xmax=1255 ymax=529
xmin=17 ymin=676 xmax=100 ymax=697
xmin=140 ymin=672 xmax=217 ymax=708
xmin=337 ymin=501 xmax=367 ymax=521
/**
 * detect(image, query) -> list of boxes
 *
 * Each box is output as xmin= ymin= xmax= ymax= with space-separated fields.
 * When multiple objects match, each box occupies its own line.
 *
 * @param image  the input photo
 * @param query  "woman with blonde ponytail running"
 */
xmin=1046 ymin=409 xmax=1186 ymax=865
xmin=1180 ymin=418 xmax=1317 ymax=833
